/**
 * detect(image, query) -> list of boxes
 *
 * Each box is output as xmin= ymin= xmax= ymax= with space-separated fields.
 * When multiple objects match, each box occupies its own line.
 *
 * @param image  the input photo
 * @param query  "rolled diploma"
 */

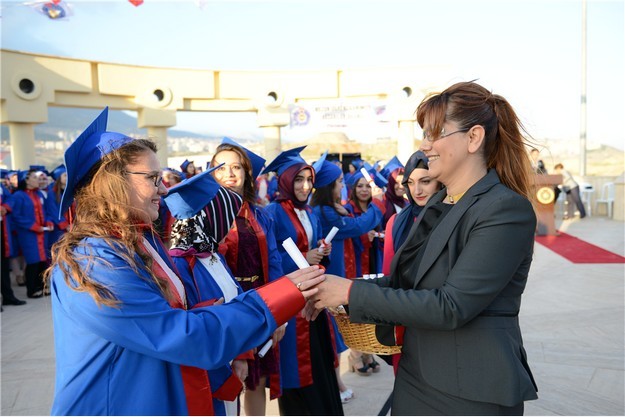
xmin=318 ymin=226 xmax=339 ymax=253
xmin=360 ymin=167 xmax=374 ymax=185
xmin=258 ymin=323 xmax=288 ymax=358
xmin=282 ymin=237 xmax=310 ymax=269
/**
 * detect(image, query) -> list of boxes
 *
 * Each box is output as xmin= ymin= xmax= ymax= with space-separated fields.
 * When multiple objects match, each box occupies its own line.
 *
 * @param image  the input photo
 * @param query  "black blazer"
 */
xmin=349 ymin=170 xmax=538 ymax=408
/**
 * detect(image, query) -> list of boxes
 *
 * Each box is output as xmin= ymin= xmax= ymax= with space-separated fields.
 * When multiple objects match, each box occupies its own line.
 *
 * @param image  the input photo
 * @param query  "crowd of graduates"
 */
xmin=0 ymin=134 xmax=441 ymax=415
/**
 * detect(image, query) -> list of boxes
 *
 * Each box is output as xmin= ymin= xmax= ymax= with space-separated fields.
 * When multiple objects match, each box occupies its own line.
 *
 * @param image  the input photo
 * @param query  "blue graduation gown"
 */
xmin=265 ymin=201 xmax=325 ymax=388
xmin=312 ymin=203 xmax=383 ymax=276
xmin=50 ymin=232 xmax=305 ymax=415
xmin=1 ymin=184 xmax=17 ymax=258
xmin=344 ymin=202 xmax=384 ymax=277
xmin=10 ymin=189 xmax=52 ymax=264
xmin=173 ymin=253 xmax=247 ymax=416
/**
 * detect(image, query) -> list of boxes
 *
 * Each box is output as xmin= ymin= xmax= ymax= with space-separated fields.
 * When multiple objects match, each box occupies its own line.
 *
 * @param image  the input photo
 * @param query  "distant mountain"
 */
xmin=0 ymin=106 xmax=211 ymax=141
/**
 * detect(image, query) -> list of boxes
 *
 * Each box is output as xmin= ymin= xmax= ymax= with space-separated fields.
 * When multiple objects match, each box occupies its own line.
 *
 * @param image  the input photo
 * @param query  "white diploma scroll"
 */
xmin=360 ymin=167 xmax=374 ymax=185
xmin=318 ymin=226 xmax=339 ymax=253
xmin=258 ymin=323 xmax=288 ymax=358
xmin=282 ymin=238 xmax=310 ymax=269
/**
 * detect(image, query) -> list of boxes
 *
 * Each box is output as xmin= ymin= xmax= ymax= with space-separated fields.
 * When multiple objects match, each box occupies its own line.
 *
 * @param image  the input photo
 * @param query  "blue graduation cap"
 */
xmin=218 ymin=137 xmax=266 ymax=180
xmin=312 ymin=151 xmax=342 ymax=188
xmin=180 ymin=159 xmax=193 ymax=172
xmin=50 ymin=164 xmax=67 ymax=181
xmin=380 ymin=156 xmax=405 ymax=179
xmin=59 ymin=107 xmax=134 ymax=219
xmin=348 ymin=158 xmax=364 ymax=171
xmin=17 ymin=170 xmax=30 ymax=183
xmin=163 ymin=164 xmax=223 ymax=219
xmin=346 ymin=162 xmax=388 ymax=189
xmin=261 ymin=146 xmax=308 ymax=176
xmin=29 ymin=164 xmax=48 ymax=175
xmin=362 ymin=162 xmax=388 ymax=188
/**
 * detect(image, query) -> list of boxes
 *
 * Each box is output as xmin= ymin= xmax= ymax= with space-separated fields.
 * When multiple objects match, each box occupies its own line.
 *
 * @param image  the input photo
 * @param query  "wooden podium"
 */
xmin=534 ymin=174 xmax=563 ymax=236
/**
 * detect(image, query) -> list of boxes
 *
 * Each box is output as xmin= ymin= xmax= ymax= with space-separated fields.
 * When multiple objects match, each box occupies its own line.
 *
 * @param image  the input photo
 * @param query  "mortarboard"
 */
xmin=362 ymin=162 xmax=388 ymax=188
xmin=180 ymin=159 xmax=193 ymax=172
xmin=346 ymin=163 xmax=388 ymax=189
xmin=261 ymin=146 xmax=308 ymax=176
xmin=50 ymin=164 xmax=67 ymax=181
xmin=380 ymin=156 xmax=404 ymax=179
xmin=348 ymin=158 xmax=364 ymax=170
xmin=163 ymin=164 xmax=223 ymax=219
xmin=59 ymin=107 xmax=134 ymax=219
xmin=29 ymin=165 xmax=48 ymax=175
xmin=217 ymin=137 xmax=266 ymax=180
xmin=17 ymin=170 xmax=30 ymax=183
xmin=312 ymin=151 xmax=342 ymax=188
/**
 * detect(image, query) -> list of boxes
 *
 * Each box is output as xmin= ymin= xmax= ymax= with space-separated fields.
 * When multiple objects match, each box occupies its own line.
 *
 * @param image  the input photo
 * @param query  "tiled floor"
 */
xmin=2 ymin=215 xmax=623 ymax=416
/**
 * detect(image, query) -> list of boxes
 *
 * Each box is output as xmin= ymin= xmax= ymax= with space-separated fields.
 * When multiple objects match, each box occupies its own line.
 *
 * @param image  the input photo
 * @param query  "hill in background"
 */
xmin=1 ymin=108 xmax=622 ymax=178
xmin=0 ymin=107 xmax=210 ymax=142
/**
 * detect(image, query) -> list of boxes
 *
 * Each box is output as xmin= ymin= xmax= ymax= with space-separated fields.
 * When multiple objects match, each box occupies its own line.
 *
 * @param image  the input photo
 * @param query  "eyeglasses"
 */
xmin=422 ymin=128 xmax=469 ymax=143
xmin=126 ymin=171 xmax=164 ymax=187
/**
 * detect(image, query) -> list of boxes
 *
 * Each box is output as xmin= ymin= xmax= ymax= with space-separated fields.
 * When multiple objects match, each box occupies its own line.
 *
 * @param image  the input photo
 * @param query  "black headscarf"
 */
xmin=391 ymin=151 xmax=430 ymax=252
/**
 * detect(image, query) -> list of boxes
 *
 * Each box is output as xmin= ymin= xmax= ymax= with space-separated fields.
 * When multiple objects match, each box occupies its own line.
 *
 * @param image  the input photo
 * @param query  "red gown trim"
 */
xmin=139 ymin=237 xmax=215 ymax=416
xmin=278 ymin=200 xmax=315 ymax=387
xmin=26 ymin=189 xmax=47 ymax=261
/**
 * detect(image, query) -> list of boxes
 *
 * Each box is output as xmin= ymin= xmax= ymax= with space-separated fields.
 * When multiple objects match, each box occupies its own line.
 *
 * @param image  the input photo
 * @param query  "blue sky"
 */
xmin=2 ymin=0 xmax=624 ymax=150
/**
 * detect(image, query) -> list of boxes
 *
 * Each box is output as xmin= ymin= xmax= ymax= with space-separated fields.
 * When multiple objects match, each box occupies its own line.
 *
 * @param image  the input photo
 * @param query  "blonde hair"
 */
xmin=45 ymin=139 xmax=173 ymax=307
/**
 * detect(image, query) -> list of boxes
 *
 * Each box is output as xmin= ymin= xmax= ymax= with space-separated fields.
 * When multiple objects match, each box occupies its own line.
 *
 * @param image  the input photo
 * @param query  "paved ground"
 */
xmin=1 ymin=214 xmax=624 ymax=416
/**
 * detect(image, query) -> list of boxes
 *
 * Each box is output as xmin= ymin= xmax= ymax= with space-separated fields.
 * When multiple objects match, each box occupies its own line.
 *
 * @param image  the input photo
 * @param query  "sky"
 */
xmin=1 ymin=0 xmax=624 ymax=151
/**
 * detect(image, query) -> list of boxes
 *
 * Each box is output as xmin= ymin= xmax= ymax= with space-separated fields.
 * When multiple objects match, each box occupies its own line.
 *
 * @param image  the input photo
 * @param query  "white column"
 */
xmin=147 ymin=126 xmax=169 ymax=168
xmin=8 ymin=122 xmax=36 ymax=169
xmin=397 ymin=120 xmax=415 ymax=163
xmin=138 ymin=108 xmax=176 ymax=169
xmin=257 ymin=106 xmax=290 ymax=163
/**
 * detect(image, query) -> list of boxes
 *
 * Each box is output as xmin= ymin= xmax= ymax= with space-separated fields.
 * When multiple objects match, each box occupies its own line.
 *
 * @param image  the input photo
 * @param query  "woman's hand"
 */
xmin=232 ymin=359 xmax=248 ymax=383
xmin=367 ymin=230 xmax=377 ymax=242
xmin=285 ymin=266 xmax=326 ymax=300
xmin=272 ymin=323 xmax=287 ymax=344
xmin=317 ymin=240 xmax=332 ymax=257
xmin=312 ymin=274 xmax=352 ymax=310
xmin=334 ymin=203 xmax=349 ymax=216
xmin=305 ymin=250 xmax=324 ymax=265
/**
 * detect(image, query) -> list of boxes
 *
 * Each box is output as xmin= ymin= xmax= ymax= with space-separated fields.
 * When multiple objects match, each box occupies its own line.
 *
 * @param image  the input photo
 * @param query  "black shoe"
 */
xmin=28 ymin=291 xmax=43 ymax=299
xmin=2 ymin=298 xmax=26 ymax=306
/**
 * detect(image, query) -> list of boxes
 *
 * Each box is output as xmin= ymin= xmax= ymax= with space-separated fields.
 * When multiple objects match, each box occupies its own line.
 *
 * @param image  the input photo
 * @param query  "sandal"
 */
xmin=368 ymin=358 xmax=381 ymax=373
xmin=340 ymin=388 xmax=353 ymax=404
xmin=28 ymin=291 xmax=43 ymax=299
xmin=348 ymin=352 xmax=372 ymax=376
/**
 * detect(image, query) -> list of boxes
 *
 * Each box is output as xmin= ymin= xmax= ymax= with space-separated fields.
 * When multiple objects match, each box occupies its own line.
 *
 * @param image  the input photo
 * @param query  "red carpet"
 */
xmin=535 ymin=232 xmax=625 ymax=264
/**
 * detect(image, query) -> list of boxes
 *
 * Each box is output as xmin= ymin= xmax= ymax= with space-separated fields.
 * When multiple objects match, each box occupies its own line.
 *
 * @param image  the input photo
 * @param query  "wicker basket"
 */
xmin=331 ymin=310 xmax=402 ymax=355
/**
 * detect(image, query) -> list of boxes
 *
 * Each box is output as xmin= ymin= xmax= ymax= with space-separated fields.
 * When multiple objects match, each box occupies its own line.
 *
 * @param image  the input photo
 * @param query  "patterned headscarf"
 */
xmin=169 ymin=186 xmax=243 ymax=257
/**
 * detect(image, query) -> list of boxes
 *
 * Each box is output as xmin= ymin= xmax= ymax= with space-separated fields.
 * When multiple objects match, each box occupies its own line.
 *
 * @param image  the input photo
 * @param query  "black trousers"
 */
xmin=25 ymin=261 xmax=47 ymax=297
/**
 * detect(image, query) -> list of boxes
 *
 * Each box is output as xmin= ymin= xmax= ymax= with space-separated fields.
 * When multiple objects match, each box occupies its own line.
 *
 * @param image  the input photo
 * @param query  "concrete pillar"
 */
xmin=393 ymin=86 xmax=421 ymax=164
xmin=147 ymin=126 xmax=169 ymax=168
xmin=8 ymin=122 xmax=36 ymax=169
xmin=257 ymin=105 xmax=290 ymax=163
xmin=261 ymin=126 xmax=283 ymax=163
xmin=397 ymin=120 xmax=415 ymax=163
xmin=138 ymin=108 xmax=176 ymax=169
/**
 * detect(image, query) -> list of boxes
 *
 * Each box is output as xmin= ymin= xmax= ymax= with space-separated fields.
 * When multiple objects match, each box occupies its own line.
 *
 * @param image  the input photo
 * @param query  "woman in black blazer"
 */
xmin=313 ymin=81 xmax=538 ymax=415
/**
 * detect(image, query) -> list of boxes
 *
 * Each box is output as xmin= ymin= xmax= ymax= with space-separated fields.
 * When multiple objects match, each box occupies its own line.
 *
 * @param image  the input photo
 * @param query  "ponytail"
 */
xmin=488 ymin=95 xmax=535 ymax=204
